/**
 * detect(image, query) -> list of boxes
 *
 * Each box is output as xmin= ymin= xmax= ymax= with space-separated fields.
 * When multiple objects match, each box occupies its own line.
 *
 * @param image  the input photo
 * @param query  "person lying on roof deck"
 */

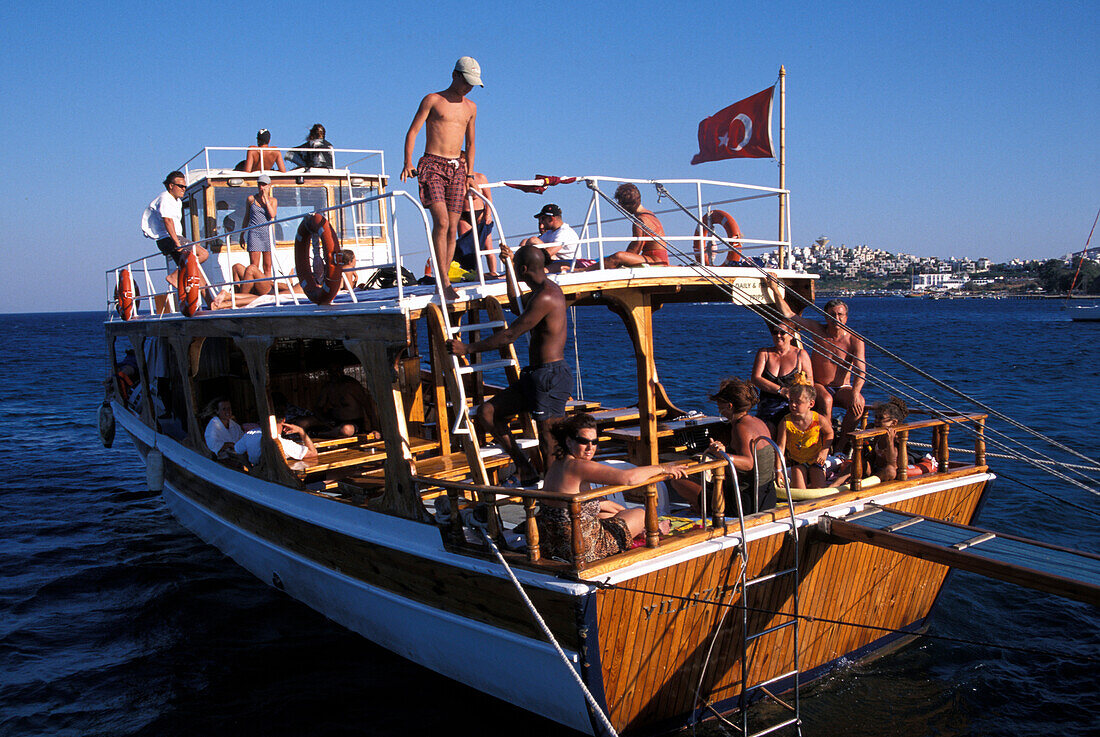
xmin=751 ymin=319 xmax=814 ymax=434
xmin=234 ymin=404 xmax=318 ymax=466
xmin=244 ymin=128 xmax=287 ymax=172
xmin=446 ymin=244 xmax=569 ymax=485
xmin=777 ymin=384 xmax=833 ymax=489
xmin=668 ymin=377 xmax=777 ymax=515
xmin=314 ymin=362 xmax=379 ymax=439
xmin=538 ymin=413 xmax=687 ymax=565
xmin=578 ymin=183 xmax=668 ymax=270
xmin=203 ymin=397 xmax=244 ymax=460
xmin=520 ymin=203 xmax=580 ymax=273
xmin=770 ymin=285 xmax=866 ymax=452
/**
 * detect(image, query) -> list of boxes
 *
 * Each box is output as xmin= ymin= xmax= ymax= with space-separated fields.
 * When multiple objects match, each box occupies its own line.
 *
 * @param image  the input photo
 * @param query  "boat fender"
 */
xmin=115 ymin=268 xmax=136 ymax=320
xmin=693 ymin=210 xmax=742 ymax=265
xmin=294 ymin=213 xmax=344 ymax=305
xmin=98 ymin=401 xmax=115 ymax=448
xmin=146 ymin=448 xmax=164 ymax=492
xmin=177 ymin=252 xmax=202 ymax=317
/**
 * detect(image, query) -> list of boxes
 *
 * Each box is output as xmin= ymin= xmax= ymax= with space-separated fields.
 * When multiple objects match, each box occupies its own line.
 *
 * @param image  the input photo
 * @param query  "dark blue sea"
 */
xmin=1 ymin=298 xmax=1097 ymax=736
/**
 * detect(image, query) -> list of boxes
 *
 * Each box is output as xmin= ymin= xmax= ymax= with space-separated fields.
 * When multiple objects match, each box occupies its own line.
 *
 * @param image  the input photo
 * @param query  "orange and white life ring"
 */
xmin=694 ymin=210 xmax=743 ymax=265
xmin=115 ymin=268 xmax=136 ymax=320
xmin=294 ymin=213 xmax=344 ymax=305
xmin=178 ymin=252 xmax=202 ymax=317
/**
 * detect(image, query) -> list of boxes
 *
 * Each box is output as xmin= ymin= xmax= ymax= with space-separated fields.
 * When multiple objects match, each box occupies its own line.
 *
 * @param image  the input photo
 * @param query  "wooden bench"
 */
xmin=589 ymin=407 xmax=667 ymax=426
xmin=300 ymin=436 xmax=440 ymax=480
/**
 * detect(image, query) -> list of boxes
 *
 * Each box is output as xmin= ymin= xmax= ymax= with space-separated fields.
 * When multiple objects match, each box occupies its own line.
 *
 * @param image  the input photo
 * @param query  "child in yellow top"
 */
xmin=777 ymin=384 xmax=833 ymax=488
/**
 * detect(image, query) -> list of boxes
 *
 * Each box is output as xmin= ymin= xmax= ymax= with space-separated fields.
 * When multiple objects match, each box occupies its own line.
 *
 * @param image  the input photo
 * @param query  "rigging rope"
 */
xmin=597 ymin=180 xmax=1100 ymax=499
xmin=479 ymin=529 xmax=619 ymax=737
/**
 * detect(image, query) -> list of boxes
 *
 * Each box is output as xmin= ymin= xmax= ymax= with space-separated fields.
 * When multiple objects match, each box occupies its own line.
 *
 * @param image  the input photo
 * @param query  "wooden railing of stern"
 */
xmin=413 ymin=456 xmax=727 ymax=565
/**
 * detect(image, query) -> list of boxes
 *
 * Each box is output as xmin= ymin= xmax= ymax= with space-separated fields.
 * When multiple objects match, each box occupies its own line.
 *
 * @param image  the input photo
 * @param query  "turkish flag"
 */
xmin=691 ymin=87 xmax=775 ymax=164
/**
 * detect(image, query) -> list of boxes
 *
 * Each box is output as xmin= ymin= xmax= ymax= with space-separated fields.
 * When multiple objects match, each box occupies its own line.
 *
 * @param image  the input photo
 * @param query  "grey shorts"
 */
xmin=493 ymin=360 xmax=573 ymax=422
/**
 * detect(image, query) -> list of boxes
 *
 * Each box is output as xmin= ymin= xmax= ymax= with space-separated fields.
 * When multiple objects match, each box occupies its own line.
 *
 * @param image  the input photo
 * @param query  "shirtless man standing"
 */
xmin=447 ymin=244 xmax=570 ymax=484
xmin=771 ymin=285 xmax=866 ymax=450
xmin=401 ymin=57 xmax=482 ymax=301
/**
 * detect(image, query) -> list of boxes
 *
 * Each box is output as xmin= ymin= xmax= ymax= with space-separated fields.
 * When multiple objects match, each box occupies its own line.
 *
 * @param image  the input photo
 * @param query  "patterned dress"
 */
xmin=245 ymin=199 xmax=273 ymax=253
xmin=538 ymin=500 xmax=632 ymax=565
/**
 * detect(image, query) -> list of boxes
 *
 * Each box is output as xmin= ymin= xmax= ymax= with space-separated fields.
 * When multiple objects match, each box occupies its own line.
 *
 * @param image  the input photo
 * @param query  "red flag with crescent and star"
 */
xmin=691 ymin=86 xmax=775 ymax=164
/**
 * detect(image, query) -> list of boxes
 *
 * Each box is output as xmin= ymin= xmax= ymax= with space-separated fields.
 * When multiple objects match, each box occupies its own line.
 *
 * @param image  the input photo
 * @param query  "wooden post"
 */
xmin=712 ymin=462 xmax=726 ymax=529
xmin=896 ymin=430 xmax=909 ymax=481
xmin=570 ymin=499 xmax=584 ymax=565
xmin=777 ymin=65 xmax=787 ymax=270
xmin=645 ymin=483 xmax=659 ymax=548
xmin=129 ymin=336 xmax=156 ymax=428
xmin=425 ymin=305 xmax=452 ymax=452
xmin=851 ymin=439 xmax=863 ymax=493
xmin=975 ymin=418 xmax=986 ymax=467
xmin=524 ymin=497 xmax=540 ymax=563
xmin=169 ymin=336 xmax=205 ymax=453
xmin=939 ymin=423 xmax=950 ymax=472
xmin=345 ymin=338 xmax=428 ymax=522
xmin=448 ymin=487 xmax=463 ymax=545
xmin=236 ymin=337 xmax=302 ymax=487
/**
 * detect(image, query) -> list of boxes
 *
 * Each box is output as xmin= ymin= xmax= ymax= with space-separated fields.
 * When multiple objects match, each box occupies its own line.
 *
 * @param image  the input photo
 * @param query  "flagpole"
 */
xmin=778 ymin=65 xmax=787 ymax=269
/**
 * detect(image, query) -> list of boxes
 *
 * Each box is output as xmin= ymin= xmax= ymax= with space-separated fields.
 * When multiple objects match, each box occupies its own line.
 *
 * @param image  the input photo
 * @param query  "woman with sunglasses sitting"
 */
xmin=751 ymin=319 xmax=813 ymax=433
xmin=538 ymin=413 xmax=688 ymax=564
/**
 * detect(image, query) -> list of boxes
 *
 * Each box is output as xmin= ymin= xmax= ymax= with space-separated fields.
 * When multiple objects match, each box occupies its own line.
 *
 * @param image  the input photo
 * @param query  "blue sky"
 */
xmin=0 ymin=0 xmax=1096 ymax=313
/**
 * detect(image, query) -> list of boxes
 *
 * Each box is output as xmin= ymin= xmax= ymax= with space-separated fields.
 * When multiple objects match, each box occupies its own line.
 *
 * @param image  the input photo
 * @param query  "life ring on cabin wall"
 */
xmin=693 ymin=210 xmax=743 ymax=265
xmin=115 ymin=268 xmax=136 ymax=320
xmin=178 ymin=252 xmax=202 ymax=317
xmin=294 ymin=213 xmax=344 ymax=305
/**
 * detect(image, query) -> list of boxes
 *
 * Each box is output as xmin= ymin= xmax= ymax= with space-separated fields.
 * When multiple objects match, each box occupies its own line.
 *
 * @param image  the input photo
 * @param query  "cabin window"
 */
xmin=337 ymin=183 xmax=387 ymax=250
xmin=213 ymin=190 xmax=251 ymax=248
xmin=269 ymin=186 xmax=328 ymax=242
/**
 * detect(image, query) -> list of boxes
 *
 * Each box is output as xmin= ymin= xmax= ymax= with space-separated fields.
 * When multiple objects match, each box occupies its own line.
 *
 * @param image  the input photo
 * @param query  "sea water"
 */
xmin=0 ymin=299 xmax=1097 ymax=736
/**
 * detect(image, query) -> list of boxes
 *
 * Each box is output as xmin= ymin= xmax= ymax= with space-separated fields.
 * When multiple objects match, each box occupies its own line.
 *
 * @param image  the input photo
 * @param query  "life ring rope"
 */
xmin=294 ymin=213 xmax=343 ymax=305
xmin=693 ymin=209 xmax=743 ymax=265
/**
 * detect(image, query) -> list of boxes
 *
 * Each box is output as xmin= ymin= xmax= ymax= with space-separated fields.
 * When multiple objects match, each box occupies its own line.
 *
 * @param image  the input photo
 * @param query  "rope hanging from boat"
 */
xmin=614 ymin=181 xmax=1100 ymax=498
xmin=587 ymin=579 xmax=1098 ymax=663
xmin=478 ymin=529 xmax=620 ymax=737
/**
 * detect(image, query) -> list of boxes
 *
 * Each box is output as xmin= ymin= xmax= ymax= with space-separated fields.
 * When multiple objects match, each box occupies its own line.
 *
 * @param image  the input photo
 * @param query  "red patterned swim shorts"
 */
xmin=417 ymin=154 xmax=467 ymax=214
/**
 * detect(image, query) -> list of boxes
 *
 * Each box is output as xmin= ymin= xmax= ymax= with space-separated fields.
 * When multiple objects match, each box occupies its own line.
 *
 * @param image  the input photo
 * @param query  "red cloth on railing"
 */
xmin=503 ymin=175 xmax=577 ymax=194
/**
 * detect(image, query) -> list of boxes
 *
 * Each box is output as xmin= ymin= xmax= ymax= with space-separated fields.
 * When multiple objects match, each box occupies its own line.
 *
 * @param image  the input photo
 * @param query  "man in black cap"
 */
xmin=520 ymin=203 xmax=580 ymax=272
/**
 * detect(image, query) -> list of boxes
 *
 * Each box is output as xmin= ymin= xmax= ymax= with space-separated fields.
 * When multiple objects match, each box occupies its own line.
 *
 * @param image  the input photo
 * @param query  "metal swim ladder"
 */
xmin=727 ymin=438 xmax=803 ymax=737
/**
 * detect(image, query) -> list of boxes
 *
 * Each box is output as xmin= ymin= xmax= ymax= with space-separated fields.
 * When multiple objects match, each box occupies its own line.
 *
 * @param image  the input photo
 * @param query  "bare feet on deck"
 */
xmin=210 ymin=289 xmax=234 ymax=311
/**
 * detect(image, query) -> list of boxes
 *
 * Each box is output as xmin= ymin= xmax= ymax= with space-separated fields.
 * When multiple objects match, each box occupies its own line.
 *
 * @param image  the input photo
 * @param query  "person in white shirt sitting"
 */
xmin=204 ymin=398 xmax=244 ymax=460
xmin=520 ymin=204 xmax=580 ymax=273
xmin=234 ymin=405 xmax=318 ymax=467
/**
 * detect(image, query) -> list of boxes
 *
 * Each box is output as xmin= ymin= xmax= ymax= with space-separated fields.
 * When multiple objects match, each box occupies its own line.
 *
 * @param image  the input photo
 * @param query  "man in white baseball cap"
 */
xmin=401 ymin=57 xmax=484 ymax=301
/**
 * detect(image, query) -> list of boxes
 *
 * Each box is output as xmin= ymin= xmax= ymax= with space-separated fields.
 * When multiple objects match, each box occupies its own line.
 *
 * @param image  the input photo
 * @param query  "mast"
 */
xmin=778 ymin=65 xmax=787 ymax=269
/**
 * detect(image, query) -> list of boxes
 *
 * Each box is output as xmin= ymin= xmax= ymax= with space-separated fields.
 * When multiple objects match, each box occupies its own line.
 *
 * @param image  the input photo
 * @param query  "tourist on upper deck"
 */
xmin=520 ymin=203 xmax=580 ymax=273
xmin=668 ymin=377 xmax=777 ymax=515
xmin=751 ymin=319 xmax=814 ymax=433
xmin=401 ymin=56 xmax=482 ymax=302
xmin=578 ymin=183 xmax=668 ymax=270
xmin=456 ymin=150 xmax=500 ymax=278
xmin=289 ymin=123 xmax=334 ymax=170
xmin=141 ymin=170 xmax=211 ymax=290
xmin=769 ymin=285 xmax=866 ymax=452
xmin=244 ymin=129 xmax=287 ymax=173
xmin=231 ymin=175 xmax=277 ymax=296
xmin=447 ymin=244 xmax=569 ymax=486
xmin=234 ymin=404 xmax=318 ymax=466
xmin=538 ymin=413 xmax=687 ymax=564
xmin=777 ymin=384 xmax=833 ymax=489
xmin=203 ymin=397 xmax=244 ymax=460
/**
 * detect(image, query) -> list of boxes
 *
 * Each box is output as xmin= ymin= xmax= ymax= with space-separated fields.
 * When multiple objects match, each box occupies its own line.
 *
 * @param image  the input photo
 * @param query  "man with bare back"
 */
xmin=771 ymin=285 xmax=866 ymax=450
xmin=401 ymin=56 xmax=482 ymax=301
xmin=447 ymin=244 xmax=571 ymax=485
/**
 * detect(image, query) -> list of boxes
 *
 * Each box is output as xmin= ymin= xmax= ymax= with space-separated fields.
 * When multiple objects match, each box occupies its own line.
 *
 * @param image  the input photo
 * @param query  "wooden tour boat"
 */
xmin=101 ymin=144 xmax=1099 ymax=736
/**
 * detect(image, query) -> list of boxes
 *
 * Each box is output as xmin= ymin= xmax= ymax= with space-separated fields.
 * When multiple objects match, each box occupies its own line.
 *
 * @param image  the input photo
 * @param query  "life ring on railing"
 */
xmin=294 ymin=213 xmax=344 ymax=305
xmin=694 ymin=210 xmax=742 ymax=265
xmin=178 ymin=252 xmax=202 ymax=317
xmin=115 ymin=268 xmax=136 ymax=320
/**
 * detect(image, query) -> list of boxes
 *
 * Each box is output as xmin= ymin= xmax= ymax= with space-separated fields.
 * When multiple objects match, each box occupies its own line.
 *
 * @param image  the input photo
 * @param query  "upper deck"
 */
xmin=107 ymin=150 xmax=811 ymax=325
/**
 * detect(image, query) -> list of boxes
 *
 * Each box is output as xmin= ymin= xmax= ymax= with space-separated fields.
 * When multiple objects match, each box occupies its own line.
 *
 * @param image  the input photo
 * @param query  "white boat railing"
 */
xmin=105 ymin=190 xmax=435 ymax=320
xmin=177 ymin=146 xmax=386 ymax=180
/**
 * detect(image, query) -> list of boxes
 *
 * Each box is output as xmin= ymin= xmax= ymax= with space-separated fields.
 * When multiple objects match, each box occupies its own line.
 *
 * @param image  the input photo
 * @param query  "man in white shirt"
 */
xmin=204 ymin=398 xmax=244 ymax=459
xmin=234 ymin=410 xmax=318 ymax=466
xmin=520 ymin=204 xmax=579 ymax=272
xmin=141 ymin=170 xmax=209 ymax=288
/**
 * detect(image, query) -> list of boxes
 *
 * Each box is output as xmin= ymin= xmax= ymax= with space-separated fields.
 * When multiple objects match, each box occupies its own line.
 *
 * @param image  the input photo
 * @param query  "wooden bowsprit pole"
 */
xmin=778 ymin=65 xmax=787 ymax=270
